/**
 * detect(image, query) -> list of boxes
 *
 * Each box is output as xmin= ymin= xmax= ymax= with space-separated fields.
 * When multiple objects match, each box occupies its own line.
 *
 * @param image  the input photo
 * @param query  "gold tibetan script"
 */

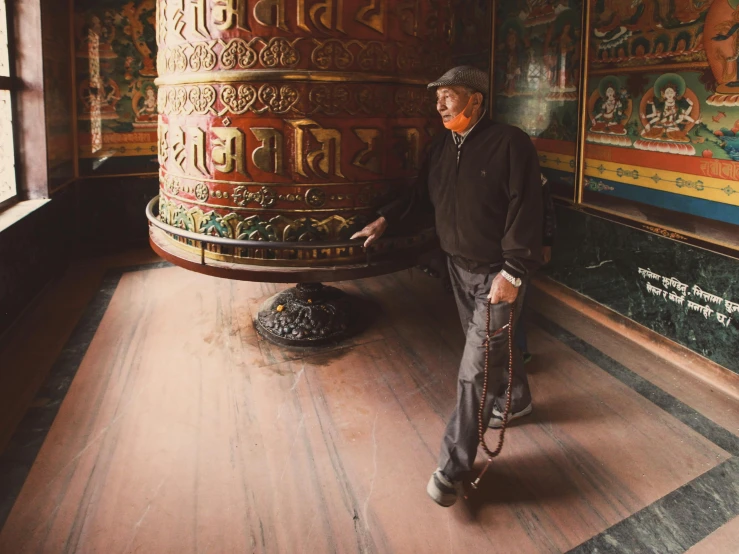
xmin=213 ymin=0 xmax=249 ymax=31
xmin=187 ymin=0 xmax=209 ymax=39
xmin=172 ymin=126 xmax=186 ymax=171
xmin=253 ymin=0 xmax=289 ymax=32
xmin=212 ymin=127 xmax=249 ymax=176
xmin=352 ymin=129 xmax=382 ymax=174
xmin=355 ymin=0 xmax=385 ymax=34
xmin=170 ymin=0 xmax=250 ymax=40
xmin=396 ymin=0 xmax=420 ymax=37
xmin=158 ymin=121 xmax=169 ymax=164
xmin=188 ymin=127 xmax=208 ymax=175
xmin=394 ymin=127 xmax=420 ymax=170
xmin=171 ymin=2 xmax=186 ymax=39
xmin=298 ymin=0 xmax=345 ymax=33
xmin=289 ymin=119 xmax=344 ymax=178
xmin=251 ymin=128 xmax=285 ymax=175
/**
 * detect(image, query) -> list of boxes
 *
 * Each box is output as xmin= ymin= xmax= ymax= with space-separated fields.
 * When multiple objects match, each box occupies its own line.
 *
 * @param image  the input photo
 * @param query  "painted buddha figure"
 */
xmin=591 ymin=85 xmax=626 ymax=134
xmin=641 ymin=83 xmax=696 ymax=142
xmin=133 ymin=84 xmax=158 ymax=127
xmin=635 ymin=73 xmax=700 ymax=155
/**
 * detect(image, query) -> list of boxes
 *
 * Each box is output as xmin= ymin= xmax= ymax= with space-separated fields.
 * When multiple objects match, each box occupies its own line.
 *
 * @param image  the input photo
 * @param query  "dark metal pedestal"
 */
xmin=255 ymin=283 xmax=359 ymax=347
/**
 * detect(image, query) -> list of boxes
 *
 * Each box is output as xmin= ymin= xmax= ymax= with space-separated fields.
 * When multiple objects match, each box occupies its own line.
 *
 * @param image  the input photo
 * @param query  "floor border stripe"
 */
xmin=533 ymin=314 xmax=738 ymax=553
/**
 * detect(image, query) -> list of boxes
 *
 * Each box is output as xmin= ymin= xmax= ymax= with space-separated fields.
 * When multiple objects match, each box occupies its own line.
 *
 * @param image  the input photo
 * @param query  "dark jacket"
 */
xmin=379 ymin=117 xmax=543 ymax=279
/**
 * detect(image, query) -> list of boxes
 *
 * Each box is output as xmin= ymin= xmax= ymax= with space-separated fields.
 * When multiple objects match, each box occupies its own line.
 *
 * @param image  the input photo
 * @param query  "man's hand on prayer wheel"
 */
xmin=542 ymin=246 xmax=552 ymax=265
xmin=351 ymin=217 xmax=388 ymax=248
xmin=487 ymin=273 xmax=520 ymax=305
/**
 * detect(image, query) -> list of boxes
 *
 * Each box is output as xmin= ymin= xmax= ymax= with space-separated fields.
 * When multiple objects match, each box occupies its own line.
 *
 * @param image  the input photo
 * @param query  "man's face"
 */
xmin=436 ymin=86 xmax=478 ymax=124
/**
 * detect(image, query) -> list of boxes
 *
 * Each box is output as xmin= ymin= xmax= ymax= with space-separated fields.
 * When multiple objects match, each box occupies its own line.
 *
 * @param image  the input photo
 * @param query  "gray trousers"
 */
xmin=438 ymin=258 xmax=532 ymax=481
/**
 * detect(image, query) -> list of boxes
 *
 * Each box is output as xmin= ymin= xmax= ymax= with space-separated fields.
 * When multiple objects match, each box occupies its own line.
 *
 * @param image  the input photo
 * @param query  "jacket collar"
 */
xmin=445 ymin=114 xmax=493 ymax=151
xmin=452 ymin=109 xmax=488 ymax=143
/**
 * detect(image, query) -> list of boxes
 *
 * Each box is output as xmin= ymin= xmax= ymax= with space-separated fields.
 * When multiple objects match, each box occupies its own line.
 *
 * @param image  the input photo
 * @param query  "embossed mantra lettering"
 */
xmin=161 ymin=124 xmax=413 ymax=181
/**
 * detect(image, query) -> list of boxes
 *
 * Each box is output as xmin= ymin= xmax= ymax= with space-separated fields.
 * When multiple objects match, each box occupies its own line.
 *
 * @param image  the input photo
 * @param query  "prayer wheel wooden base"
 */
xmin=255 ymin=283 xmax=354 ymax=347
xmin=152 ymin=0 xmax=451 ymax=346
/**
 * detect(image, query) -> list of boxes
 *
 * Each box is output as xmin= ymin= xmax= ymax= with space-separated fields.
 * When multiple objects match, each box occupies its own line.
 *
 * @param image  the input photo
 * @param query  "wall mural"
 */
xmin=491 ymin=0 xmax=739 ymax=223
xmin=449 ymin=0 xmax=492 ymax=69
xmin=492 ymin=0 xmax=583 ymax=198
xmin=583 ymin=0 xmax=739 ymax=226
xmin=75 ymin=0 xmax=159 ymax=175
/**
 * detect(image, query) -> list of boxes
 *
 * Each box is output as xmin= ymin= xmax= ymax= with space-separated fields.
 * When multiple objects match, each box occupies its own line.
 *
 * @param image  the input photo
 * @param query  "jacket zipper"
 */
xmin=454 ymin=138 xmax=461 ymax=250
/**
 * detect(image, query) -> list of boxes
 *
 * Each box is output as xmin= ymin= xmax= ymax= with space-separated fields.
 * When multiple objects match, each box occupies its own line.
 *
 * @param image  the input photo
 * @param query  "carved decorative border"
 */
xmin=158 ymin=82 xmax=435 ymax=118
xmin=157 ymin=36 xmax=449 ymax=78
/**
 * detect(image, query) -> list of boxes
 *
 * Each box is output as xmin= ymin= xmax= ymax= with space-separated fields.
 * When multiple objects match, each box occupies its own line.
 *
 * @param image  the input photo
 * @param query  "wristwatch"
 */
xmin=500 ymin=270 xmax=522 ymax=288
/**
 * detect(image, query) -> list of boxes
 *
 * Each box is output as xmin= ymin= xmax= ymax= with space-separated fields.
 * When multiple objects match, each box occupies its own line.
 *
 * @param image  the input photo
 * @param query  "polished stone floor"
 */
xmin=0 ymin=253 xmax=737 ymax=553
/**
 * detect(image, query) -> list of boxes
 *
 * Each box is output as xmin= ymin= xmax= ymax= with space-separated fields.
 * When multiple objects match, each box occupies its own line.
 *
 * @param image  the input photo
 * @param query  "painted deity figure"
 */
xmin=712 ymin=8 xmax=739 ymax=86
xmin=591 ymin=85 xmax=627 ymax=133
xmin=133 ymin=83 xmax=158 ymax=127
xmin=641 ymin=84 xmax=697 ymax=141
xmin=549 ymin=18 xmax=578 ymax=92
xmin=139 ymin=86 xmax=157 ymax=118
xmin=502 ymin=27 xmax=525 ymax=96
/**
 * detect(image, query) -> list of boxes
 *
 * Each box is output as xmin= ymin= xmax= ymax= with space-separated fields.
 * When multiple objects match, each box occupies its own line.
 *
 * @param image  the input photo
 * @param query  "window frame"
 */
xmin=0 ymin=0 xmax=50 ymax=218
xmin=0 ymin=0 xmax=20 ymax=211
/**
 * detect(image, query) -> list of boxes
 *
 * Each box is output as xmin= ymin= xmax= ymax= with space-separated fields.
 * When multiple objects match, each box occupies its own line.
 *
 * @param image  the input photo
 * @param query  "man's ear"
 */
xmin=472 ymin=92 xmax=483 ymax=109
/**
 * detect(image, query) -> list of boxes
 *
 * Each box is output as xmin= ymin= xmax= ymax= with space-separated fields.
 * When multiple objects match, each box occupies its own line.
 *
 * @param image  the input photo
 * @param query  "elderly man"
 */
xmin=352 ymin=66 xmax=543 ymax=507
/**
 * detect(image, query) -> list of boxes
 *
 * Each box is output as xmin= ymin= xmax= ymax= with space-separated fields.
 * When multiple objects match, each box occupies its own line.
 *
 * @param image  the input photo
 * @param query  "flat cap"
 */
xmin=427 ymin=65 xmax=489 ymax=95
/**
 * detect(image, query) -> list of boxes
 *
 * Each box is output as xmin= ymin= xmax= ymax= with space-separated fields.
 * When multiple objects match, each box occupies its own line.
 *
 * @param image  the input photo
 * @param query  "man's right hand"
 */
xmin=350 ymin=216 xmax=388 ymax=248
xmin=542 ymin=246 xmax=552 ymax=265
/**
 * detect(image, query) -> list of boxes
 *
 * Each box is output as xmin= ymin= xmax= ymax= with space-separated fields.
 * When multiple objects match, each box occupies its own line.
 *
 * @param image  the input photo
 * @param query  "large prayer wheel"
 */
xmin=149 ymin=0 xmax=452 ymax=344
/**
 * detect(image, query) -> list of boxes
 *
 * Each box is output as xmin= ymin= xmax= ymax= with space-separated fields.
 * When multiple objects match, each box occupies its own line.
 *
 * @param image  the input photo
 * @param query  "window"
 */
xmin=0 ymin=0 xmax=16 ymax=206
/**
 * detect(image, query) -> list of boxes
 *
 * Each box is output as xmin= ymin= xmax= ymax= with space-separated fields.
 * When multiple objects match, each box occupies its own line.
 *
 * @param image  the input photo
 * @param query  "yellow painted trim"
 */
xmin=76 ymin=172 xmax=158 ymax=180
xmin=574 ymin=0 xmax=592 ymax=204
xmin=538 ymin=151 xmax=575 ymax=172
xmin=583 ymin=159 xmax=739 ymax=207
xmin=78 ymin=143 xmax=158 ymax=158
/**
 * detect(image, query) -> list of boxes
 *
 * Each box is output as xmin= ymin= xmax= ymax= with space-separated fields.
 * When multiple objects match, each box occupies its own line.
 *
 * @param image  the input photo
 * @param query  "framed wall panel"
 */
xmin=74 ymin=0 xmax=158 ymax=176
xmin=492 ymin=0 xmax=739 ymax=255
xmin=491 ymin=0 xmax=583 ymax=199
xmin=580 ymin=0 xmax=739 ymax=250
